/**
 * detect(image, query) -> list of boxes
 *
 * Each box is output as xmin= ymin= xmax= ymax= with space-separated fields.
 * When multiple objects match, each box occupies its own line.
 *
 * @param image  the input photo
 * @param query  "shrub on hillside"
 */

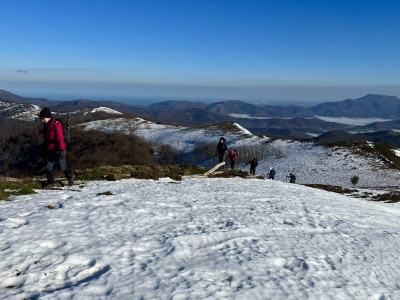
xmin=0 ymin=127 xmax=156 ymax=177
xmin=0 ymin=117 xmax=39 ymax=140
xmin=350 ymin=175 xmax=360 ymax=188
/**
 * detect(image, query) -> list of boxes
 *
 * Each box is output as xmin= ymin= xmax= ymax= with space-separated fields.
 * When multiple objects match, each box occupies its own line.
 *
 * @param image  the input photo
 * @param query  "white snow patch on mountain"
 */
xmin=1 ymin=178 xmax=400 ymax=299
xmin=84 ymin=107 xmax=122 ymax=115
xmin=0 ymin=101 xmax=41 ymax=121
xmin=232 ymin=123 xmax=252 ymax=135
xmin=393 ymin=149 xmax=400 ymax=157
xmin=80 ymin=118 xmax=262 ymax=151
xmin=10 ymin=104 xmax=41 ymax=121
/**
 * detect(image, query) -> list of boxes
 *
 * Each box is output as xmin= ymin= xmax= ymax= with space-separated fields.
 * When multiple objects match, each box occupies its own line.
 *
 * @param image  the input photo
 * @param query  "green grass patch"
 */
xmin=0 ymin=177 xmax=40 ymax=201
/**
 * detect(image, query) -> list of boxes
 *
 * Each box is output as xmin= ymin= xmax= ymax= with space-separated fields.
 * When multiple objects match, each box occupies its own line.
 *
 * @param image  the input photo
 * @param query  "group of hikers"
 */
xmin=37 ymin=107 xmax=296 ymax=188
xmin=216 ymin=136 xmax=296 ymax=183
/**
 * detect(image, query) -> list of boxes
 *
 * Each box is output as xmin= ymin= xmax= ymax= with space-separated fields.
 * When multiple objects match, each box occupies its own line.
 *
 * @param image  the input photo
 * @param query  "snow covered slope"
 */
xmin=1 ymin=178 xmax=400 ymax=299
xmin=81 ymin=118 xmax=400 ymax=188
xmin=258 ymin=140 xmax=400 ymax=188
xmin=0 ymin=101 xmax=41 ymax=121
xmin=80 ymin=118 xmax=255 ymax=151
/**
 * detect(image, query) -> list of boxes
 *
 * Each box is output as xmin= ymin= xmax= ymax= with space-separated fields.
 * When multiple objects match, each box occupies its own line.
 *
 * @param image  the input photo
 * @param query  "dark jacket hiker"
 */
xmin=40 ymin=107 xmax=74 ymax=188
xmin=216 ymin=137 xmax=228 ymax=164
xmin=268 ymin=167 xmax=276 ymax=179
xmin=246 ymin=157 xmax=258 ymax=175
xmin=287 ymin=173 xmax=296 ymax=183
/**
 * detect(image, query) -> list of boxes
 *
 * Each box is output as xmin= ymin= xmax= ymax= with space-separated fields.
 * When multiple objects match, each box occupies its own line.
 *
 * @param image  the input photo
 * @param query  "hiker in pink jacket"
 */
xmin=226 ymin=149 xmax=238 ymax=169
xmin=40 ymin=107 xmax=74 ymax=188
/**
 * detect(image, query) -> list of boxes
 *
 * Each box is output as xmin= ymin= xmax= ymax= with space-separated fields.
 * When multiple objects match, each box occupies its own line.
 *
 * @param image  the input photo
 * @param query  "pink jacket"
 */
xmin=43 ymin=118 xmax=66 ymax=151
xmin=227 ymin=150 xmax=238 ymax=161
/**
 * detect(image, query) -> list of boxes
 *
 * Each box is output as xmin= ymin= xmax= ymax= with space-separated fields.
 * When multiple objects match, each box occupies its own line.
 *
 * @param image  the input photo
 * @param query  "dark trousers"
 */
xmin=230 ymin=160 xmax=236 ymax=169
xmin=45 ymin=150 xmax=72 ymax=183
xmin=218 ymin=152 xmax=225 ymax=163
xmin=250 ymin=167 xmax=256 ymax=175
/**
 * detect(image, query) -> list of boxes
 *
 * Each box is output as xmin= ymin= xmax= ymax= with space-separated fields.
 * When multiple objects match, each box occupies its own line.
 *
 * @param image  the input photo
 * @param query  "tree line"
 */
xmin=0 ymin=126 xmax=156 ymax=177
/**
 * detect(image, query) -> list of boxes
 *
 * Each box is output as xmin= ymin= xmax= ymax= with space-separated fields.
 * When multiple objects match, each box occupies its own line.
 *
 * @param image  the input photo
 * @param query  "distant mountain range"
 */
xmin=146 ymin=95 xmax=400 ymax=119
xmin=2 ymin=88 xmax=400 ymax=140
xmin=308 ymin=129 xmax=400 ymax=149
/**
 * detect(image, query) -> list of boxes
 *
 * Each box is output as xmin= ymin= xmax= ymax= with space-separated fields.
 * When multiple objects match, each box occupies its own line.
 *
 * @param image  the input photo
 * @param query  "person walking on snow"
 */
xmin=268 ymin=167 xmax=276 ymax=179
xmin=216 ymin=137 xmax=227 ymax=165
xmin=226 ymin=149 xmax=239 ymax=169
xmin=39 ymin=107 xmax=74 ymax=188
xmin=286 ymin=173 xmax=296 ymax=183
xmin=246 ymin=157 xmax=258 ymax=175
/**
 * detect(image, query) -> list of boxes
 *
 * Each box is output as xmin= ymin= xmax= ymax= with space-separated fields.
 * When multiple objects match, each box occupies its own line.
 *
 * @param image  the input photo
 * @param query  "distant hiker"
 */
xmin=39 ymin=107 xmax=74 ymax=188
xmin=268 ymin=167 xmax=276 ymax=179
xmin=246 ymin=157 xmax=258 ymax=175
xmin=226 ymin=149 xmax=239 ymax=169
xmin=286 ymin=173 xmax=296 ymax=183
xmin=216 ymin=137 xmax=227 ymax=165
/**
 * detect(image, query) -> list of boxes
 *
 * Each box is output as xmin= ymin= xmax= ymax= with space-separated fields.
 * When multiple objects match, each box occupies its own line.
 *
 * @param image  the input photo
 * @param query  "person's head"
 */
xmin=39 ymin=107 xmax=52 ymax=123
xmin=290 ymin=173 xmax=292 ymax=175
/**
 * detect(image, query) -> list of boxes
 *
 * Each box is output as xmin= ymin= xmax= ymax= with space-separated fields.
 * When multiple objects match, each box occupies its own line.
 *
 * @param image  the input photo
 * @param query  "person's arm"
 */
xmin=54 ymin=122 xmax=64 ymax=144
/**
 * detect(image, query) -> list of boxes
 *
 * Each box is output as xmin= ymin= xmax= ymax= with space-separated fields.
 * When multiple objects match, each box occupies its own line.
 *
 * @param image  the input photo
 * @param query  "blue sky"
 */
xmin=1 ymin=0 xmax=400 ymax=105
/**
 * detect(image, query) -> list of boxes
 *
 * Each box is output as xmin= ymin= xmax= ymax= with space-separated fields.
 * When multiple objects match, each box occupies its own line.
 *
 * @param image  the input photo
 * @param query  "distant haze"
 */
xmin=2 ymin=80 xmax=400 ymax=106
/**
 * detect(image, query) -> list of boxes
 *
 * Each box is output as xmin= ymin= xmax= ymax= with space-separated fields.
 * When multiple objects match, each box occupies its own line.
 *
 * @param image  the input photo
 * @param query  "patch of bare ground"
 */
xmin=303 ymin=184 xmax=357 ymax=194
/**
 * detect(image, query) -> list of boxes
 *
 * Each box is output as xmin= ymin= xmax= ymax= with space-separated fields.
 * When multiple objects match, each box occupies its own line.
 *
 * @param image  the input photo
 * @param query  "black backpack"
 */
xmin=52 ymin=114 xmax=70 ymax=143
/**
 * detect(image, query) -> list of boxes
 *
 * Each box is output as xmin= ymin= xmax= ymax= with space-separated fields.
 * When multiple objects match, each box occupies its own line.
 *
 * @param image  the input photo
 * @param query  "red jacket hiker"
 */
xmin=39 ymin=107 xmax=73 ymax=188
xmin=43 ymin=117 xmax=66 ymax=151
xmin=227 ymin=149 xmax=238 ymax=169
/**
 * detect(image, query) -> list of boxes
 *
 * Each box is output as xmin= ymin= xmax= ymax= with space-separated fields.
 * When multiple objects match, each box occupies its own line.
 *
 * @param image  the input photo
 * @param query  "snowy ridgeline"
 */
xmin=1 ymin=178 xmax=400 ymax=299
xmin=80 ymin=118 xmax=400 ymax=188
xmin=0 ymin=102 xmax=42 ymax=121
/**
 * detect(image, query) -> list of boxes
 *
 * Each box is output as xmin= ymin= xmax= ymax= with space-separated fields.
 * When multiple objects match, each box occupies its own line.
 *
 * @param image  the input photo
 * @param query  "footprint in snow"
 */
xmin=0 ymin=217 xmax=27 ymax=229
xmin=36 ymin=255 xmax=111 ymax=292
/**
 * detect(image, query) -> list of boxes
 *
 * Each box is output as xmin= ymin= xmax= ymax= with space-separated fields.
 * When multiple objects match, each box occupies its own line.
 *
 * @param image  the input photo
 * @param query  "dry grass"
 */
xmin=75 ymin=164 xmax=208 ymax=182
xmin=303 ymin=184 xmax=357 ymax=194
xmin=211 ymin=169 xmax=265 ymax=179
xmin=371 ymin=192 xmax=400 ymax=203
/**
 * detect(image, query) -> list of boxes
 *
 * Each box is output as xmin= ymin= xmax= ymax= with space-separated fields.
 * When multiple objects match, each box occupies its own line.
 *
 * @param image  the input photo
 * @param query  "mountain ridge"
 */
xmin=3 ymin=88 xmax=400 ymax=139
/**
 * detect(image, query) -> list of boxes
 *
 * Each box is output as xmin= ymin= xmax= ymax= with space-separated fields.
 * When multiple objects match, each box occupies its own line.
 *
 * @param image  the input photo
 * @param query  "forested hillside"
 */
xmin=0 ymin=127 xmax=156 ymax=177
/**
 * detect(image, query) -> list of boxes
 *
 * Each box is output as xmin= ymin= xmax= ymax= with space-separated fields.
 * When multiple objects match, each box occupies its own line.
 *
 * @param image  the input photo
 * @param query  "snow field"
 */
xmin=237 ymin=140 xmax=400 ymax=188
xmin=81 ymin=117 xmax=400 ymax=189
xmin=1 ymin=178 xmax=400 ymax=299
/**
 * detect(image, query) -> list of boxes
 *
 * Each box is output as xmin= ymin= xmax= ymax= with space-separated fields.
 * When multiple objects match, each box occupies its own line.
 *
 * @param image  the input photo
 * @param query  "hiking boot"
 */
xmin=42 ymin=182 xmax=54 ymax=189
xmin=45 ymin=171 xmax=55 ymax=189
xmin=68 ymin=175 xmax=75 ymax=186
